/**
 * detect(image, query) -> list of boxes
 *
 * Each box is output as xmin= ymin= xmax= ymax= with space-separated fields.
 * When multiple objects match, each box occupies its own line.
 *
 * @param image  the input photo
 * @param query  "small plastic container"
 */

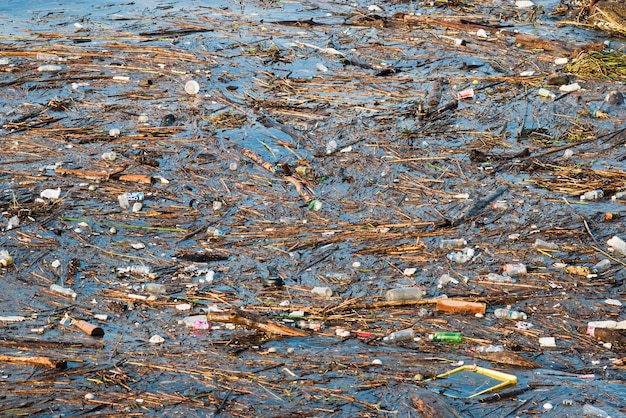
xmin=494 ymin=308 xmax=527 ymax=320
xmin=580 ymin=189 xmax=604 ymax=201
xmin=486 ymin=273 xmax=516 ymax=283
xmin=383 ymin=328 xmax=415 ymax=343
xmin=101 ymin=151 xmax=116 ymax=161
xmin=385 ymin=287 xmax=425 ymax=302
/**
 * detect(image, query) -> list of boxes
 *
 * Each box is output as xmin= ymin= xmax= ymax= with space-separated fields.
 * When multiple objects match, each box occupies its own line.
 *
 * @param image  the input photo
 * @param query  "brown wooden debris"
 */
xmin=55 ymin=165 xmax=127 ymax=181
xmin=205 ymin=308 xmax=308 ymax=337
xmin=284 ymin=175 xmax=313 ymax=203
xmin=410 ymin=389 xmax=464 ymax=418
xmin=473 ymin=352 xmax=540 ymax=369
xmin=0 ymin=354 xmax=67 ymax=369
xmin=116 ymin=173 xmax=154 ymax=184
xmin=241 ymin=147 xmax=276 ymax=173
xmin=73 ymin=319 xmax=105 ymax=338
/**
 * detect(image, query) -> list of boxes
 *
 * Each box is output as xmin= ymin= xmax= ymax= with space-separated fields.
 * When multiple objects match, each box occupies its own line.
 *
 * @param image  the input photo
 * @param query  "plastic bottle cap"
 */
xmin=185 ymin=80 xmax=200 ymax=95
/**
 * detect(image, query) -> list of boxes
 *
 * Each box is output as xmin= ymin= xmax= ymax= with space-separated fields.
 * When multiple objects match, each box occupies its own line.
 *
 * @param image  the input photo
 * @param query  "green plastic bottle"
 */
xmin=428 ymin=332 xmax=462 ymax=343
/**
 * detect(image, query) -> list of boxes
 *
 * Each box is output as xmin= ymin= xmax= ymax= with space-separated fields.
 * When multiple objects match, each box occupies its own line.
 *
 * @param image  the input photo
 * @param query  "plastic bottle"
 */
xmin=118 ymin=194 xmax=130 ymax=210
xmin=311 ymin=287 xmax=333 ymax=297
xmin=428 ymin=332 xmax=462 ymax=343
xmin=607 ymin=236 xmax=626 ymax=256
xmin=446 ymin=247 xmax=475 ymax=263
xmin=582 ymin=404 xmax=611 ymax=417
xmin=439 ymin=238 xmax=467 ymax=249
xmin=611 ymin=191 xmax=626 ymax=201
xmin=143 ymin=283 xmax=165 ymax=296
xmin=385 ymin=287 xmax=425 ymax=302
xmin=475 ymin=344 xmax=504 ymax=353
xmin=50 ymin=284 xmax=77 ymax=299
xmin=101 ymin=151 xmax=116 ymax=161
xmin=494 ymin=308 xmax=527 ymax=320
xmin=486 ymin=273 xmax=516 ymax=283
xmin=580 ymin=190 xmax=604 ymax=201
xmin=533 ymin=239 xmax=559 ymax=250
xmin=503 ymin=263 xmax=527 ymax=276
xmin=37 ymin=64 xmax=62 ymax=72
xmin=383 ymin=328 xmax=415 ymax=343
xmin=297 ymin=320 xmax=323 ymax=331
xmin=179 ymin=315 xmax=209 ymax=328
xmin=592 ymin=259 xmax=611 ymax=274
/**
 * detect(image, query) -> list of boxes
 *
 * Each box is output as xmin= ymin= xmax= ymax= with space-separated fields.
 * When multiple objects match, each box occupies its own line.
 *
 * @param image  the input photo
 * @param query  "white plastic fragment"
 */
xmin=51 ymin=259 xmax=61 ymax=269
xmin=446 ymin=247 xmax=475 ymax=263
xmin=37 ymin=65 xmax=62 ymax=72
xmin=605 ymin=299 xmax=622 ymax=307
xmin=316 ymin=62 xmax=328 ymax=72
xmin=539 ymin=337 xmax=557 ymax=347
xmin=94 ymin=314 xmax=108 ymax=321
xmin=109 ymin=128 xmax=121 ymax=137
xmin=538 ymin=88 xmax=556 ymax=99
xmin=516 ymin=0 xmax=534 ymax=8
xmin=131 ymin=202 xmax=143 ymax=213
xmin=559 ymin=83 xmax=581 ymax=92
xmin=131 ymin=242 xmax=145 ymax=250
xmin=554 ymin=57 xmax=569 ymax=65
xmin=476 ymin=29 xmax=488 ymax=38
xmin=40 ymin=188 xmax=61 ymax=199
xmin=0 ymin=316 xmax=26 ymax=322
xmin=149 ymin=334 xmax=165 ymax=344
xmin=520 ymin=70 xmax=535 ymax=76
xmin=403 ymin=267 xmax=417 ymax=276
xmin=6 ymin=215 xmax=19 ymax=230
xmin=112 ymin=76 xmax=130 ymax=81
xmin=176 ymin=303 xmax=192 ymax=311
xmin=607 ymin=236 xmax=626 ymax=256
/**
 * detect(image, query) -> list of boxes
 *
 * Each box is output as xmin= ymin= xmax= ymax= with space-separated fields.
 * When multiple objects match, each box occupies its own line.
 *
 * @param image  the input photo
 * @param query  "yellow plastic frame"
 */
xmin=434 ymin=364 xmax=517 ymax=398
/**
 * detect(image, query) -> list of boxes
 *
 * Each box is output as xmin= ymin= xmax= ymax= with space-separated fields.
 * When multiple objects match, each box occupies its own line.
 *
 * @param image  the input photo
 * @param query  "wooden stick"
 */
xmin=73 ymin=319 xmax=105 ymax=338
xmin=206 ymin=308 xmax=308 ymax=337
xmin=0 ymin=354 xmax=67 ymax=369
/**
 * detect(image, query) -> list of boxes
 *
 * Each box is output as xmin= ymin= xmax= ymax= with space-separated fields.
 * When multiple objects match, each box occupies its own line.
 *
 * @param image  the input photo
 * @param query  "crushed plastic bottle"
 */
xmin=494 ymin=308 xmax=527 ymax=320
xmin=385 ymin=287 xmax=425 ymax=302
xmin=580 ymin=190 xmax=604 ymax=201
xmin=592 ymin=259 xmax=611 ymax=274
xmin=446 ymin=247 xmax=475 ymax=263
xmin=486 ymin=273 xmax=516 ymax=283
xmin=582 ymin=404 xmax=611 ymax=417
xmin=437 ymin=274 xmax=459 ymax=289
xmin=143 ymin=283 xmax=165 ymax=297
xmin=475 ymin=344 xmax=504 ymax=353
xmin=383 ymin=328 xmax=415 ymax=343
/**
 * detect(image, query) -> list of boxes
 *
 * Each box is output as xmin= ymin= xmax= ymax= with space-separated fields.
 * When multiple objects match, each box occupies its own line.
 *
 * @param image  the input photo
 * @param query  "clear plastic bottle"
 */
xmin=486 ymin=273 xmax=516 ymax=283
xmin=439 ymin=238 xmax=467 ymax=249
xmin=143 ymin=283 xmax=165 ymax=296
xmin=383 ymin=328 xmax=415 ymax=343
xmin=592 ymin=259 xmax=611 ymax=274
xmin=475 ymin=344 xmax=504 ymax=353
xmin=580 ymin=190 xmax=604 ymax=201
xmin=101 ymin=151 xmax=116 ymax=161
xmin=385 ymin=287 xmax=425 ymax=302
xmin=611 ymin=191 xmax=626 ymax=201
xmin=50 ymin=284 xmax=77 ymax=299
xmin=503 ymin=263 xmax=527 ymax=276
xmin=494 ymin=308 xmax=527 ymax=320
xmin=311 ymin=287 xmax=333 ymax=297
xmin=179 ymin=315 xmax=209 ymax=328
xmin=37 ymin=64 xmax=62 ymax=72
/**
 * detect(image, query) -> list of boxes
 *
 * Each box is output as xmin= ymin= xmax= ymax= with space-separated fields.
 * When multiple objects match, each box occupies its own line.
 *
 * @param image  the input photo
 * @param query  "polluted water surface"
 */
xmin=0 ymin=0 xmax=625 ymax=416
